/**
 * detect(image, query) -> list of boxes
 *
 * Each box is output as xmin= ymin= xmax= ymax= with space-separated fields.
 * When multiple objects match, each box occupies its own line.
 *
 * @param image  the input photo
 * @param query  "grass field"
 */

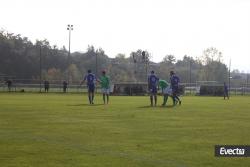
xmin=0 ymin=93 xmax=250 ymax=167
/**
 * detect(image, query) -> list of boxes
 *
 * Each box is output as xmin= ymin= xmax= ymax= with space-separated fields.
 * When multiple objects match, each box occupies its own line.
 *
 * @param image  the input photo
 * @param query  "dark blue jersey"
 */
xmin=224 ymin=85 xmax=228 ymax=92
xmin=170 ymin=75 xmax=180 ymax=88
xmin=84 ymin=73 xmax=96 ymax=86
xmin=148 ymin=74 xmax=159 ymax=87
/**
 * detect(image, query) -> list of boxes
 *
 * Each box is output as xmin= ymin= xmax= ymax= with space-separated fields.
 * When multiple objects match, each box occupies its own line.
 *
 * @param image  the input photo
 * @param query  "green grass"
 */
xmin=0 ymin=93 xmax=250 ymax=167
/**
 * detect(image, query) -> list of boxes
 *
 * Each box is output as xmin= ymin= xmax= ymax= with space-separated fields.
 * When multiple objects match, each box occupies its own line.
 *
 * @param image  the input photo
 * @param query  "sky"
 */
xmin=1 ymin=0 xmax=250 ymax=72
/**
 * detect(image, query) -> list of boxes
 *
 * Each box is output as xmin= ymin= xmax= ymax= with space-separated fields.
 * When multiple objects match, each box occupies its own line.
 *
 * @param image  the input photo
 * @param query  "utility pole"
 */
xmin=247 ymin=73 xmax=249 ymax=88
xmin=189 ymin=58 xmax=192 ymax=94
xmin=39 ymin=45 xmax=42 ymax=93
xmin=95 ymin=52 xmax=98 ymax=77
xmin=228 ymin=59 xmax=231 ymax=97
xmin=67 ymin=24 xmax=73 ymax=84
xmin=189 ymin=58 xmax=192 ymax=83
xmin=142 ymin=51 xmax=147 ymax=82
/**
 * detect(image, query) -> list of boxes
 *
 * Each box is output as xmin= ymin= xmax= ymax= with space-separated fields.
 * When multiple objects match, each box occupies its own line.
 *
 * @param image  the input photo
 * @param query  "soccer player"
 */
xmin=81 ymin=70 xmax=96 ymax=104
xmin=5 ymin=79 xmax=12 ymax=92
xmin=170 ymin=71 xmax=181 ymax=105
xmin=62 ymin=81 xmax=68 ymax=93
xmin=158 ymin=79 xmax=173 ymax=106
xmin=223 ymin=82 xmax=229 ymax=100
xmin=148 ymin=70 xmax=159 ymax=106
xmin=99 ymin=71 xmax=110 ymax=104
xmin=44 ymin=80 xmax=49 ymax=92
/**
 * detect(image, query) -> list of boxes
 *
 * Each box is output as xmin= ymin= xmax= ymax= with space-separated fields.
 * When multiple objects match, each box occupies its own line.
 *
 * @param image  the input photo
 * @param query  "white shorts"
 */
xmin=163 ymin=87 xmax=172 ymax=95
xmin=102 ymin=88 xmax=110 ymax=94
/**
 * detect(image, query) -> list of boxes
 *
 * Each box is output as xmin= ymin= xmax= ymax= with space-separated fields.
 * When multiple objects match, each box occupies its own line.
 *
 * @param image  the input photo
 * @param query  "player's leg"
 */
xmin=88 ymin=91 xmax=92 ymax=104
xmin=175 ymin=95 xmax=181 ymax=105
xmin=153 ymin=86 xmax=157 ymax=106
xmin=162 ymin=94 xmax=168 ymax=106
xmin=149 ymin=86 xmax=153 ymax=106
xmin=103 ymin=94 xmax=106 ymax=104
xmin=179 ymin=97 xmax=182 ymax=105
xmin=154 ymin=94 xmax=157 ymax=106
xmin=150 ymin=95 xmax=153 ymax=106
xmin=172 ymin=87 xmax=180 ymax=105
xmin=172 ymin=92 xmax=177 ymax=106
xmin=162 ymin=88 xmax=168 ymax=106
xmin=106 ymin=88 xmax=110 ymax=104
xmin=91 ymin=91 xmax=95 ymax=104
xmin=173 ymin=95 xmax=180 ymax=105
xmin=89 ymin=85 xmax=95 ymax=104
xmin=101 ymin=88 xmax=105 ymax=104
xmin=107 ymin=94 xmax=109 ymax=104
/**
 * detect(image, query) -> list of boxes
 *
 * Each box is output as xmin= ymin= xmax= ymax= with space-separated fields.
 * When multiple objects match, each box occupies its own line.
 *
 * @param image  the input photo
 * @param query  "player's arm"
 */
xmin=80 ymin=76 xmax=86 ymax=85
xmin=107 ymin=77 xmax=110 ymax=88
xmin=94 ymin=75 xmax=100 ymax=85
xmin=156 ymin=77 xmax=160 ymax=89
xmin=96 ymin=78 xmax=101 ymax=83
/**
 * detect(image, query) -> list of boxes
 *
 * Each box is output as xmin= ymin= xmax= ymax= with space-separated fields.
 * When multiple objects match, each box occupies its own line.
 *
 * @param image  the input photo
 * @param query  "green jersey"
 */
xmin=158 ymin=80 xmax=169 ymax=89
xmin=100 ymin=75 xmax=110 ymax=89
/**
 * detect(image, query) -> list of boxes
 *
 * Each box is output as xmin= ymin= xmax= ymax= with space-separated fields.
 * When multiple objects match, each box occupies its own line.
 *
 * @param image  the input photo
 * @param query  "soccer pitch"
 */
xmin=0 ymin=93 xmax=249 ymax=167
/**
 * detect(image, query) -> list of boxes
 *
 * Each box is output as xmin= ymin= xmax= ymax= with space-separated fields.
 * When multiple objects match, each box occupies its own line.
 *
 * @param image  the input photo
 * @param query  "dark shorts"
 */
xmin=224 ymin=91 xmax=228 ymax=96
xmin=149 ymin=86 xmax=157 ymax=94
xmin=88 ymin=84 xmax=95 ymax=93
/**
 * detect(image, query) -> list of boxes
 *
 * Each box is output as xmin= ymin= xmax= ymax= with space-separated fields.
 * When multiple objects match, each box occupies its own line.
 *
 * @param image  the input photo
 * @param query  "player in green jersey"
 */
xmin=99 ymin=71 xmax=110 ymax=104
xmin=158 ymin=79 xmax=173 ymax=106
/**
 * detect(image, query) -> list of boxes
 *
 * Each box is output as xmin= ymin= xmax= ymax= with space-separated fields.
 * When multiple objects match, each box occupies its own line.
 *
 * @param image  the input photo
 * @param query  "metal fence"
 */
xmin=1 ymin=81 xmax=250 ymax=96
xmin=0 ymin=83 xmax=93 ymax=93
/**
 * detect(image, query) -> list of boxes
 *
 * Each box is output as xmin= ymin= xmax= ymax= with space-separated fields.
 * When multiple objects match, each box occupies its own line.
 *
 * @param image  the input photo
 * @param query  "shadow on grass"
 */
xmin=137 ymin=105 xmax=175 ymax=109
xmin=67 ymin=103 xmax=104 ymax=107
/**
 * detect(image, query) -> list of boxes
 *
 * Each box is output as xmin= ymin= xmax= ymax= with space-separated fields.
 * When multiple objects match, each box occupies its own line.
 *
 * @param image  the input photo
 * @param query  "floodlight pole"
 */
xmin=145 ymin=61 xmax=148 ymax=82
xmin=67 ymin=24 xmax=73 ymax=84
xmin=228 ymin=59 xmax=231 ymax=97
xmin=145 ymin=53 xmax=149 ymax=83
xmin=247 ymin=73 xmax=249 ymax=88
xmin=39 ymin=45 xmax=42 ymax=93
xmin=189 ymin=59 xmax=192 ymax=83
xmin=95 ymin=52 xmax=98 ymax=77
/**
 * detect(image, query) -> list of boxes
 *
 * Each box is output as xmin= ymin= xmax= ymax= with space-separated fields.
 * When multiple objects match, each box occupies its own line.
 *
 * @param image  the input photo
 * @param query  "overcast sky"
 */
xmin=1 ymin=0 xmax=250 ymax=72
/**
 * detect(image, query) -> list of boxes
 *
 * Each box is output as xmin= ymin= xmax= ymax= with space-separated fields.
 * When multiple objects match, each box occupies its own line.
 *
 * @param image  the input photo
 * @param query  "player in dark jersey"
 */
xmin=148 ymin=70 xmax=159 ymax=106
xmin=81 ymin=70 xmax=96 ymax=104
xmin=44 ymin=80 xmax=49 ymax=92
xmin=223 ymin=82 xmax=229 ymax=100
xmin=170 ymin=71 xmax=181 ymax=105
xmin=62 ymin=81 xmax=68 ymax=93
xmin=5 ymin=79 xmax=12 ymax=92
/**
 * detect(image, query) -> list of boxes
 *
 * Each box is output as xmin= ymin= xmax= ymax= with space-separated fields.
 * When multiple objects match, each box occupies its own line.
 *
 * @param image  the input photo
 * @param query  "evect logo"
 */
xmin=215 ymin=145 xmax=250 ymax=157
xmin=220 ymin=147 xmax=245 ymax=155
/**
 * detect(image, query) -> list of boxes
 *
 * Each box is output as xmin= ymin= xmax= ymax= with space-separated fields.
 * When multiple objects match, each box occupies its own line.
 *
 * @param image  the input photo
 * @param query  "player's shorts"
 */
xmin=149 ymin=86 xmax=157 ymax=95
xmin=88 ymin=84 xmax=95 ymax=93
xmin=102 ymin=88 xmax=110 ymax=94
xmin=163 ymin=87 xmax=172 ymax=95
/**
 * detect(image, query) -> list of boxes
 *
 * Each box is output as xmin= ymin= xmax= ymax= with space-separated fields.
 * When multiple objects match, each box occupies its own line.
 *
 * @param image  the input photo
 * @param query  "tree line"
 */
xmin=0 ymin=30 xmax=235 ymax=84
